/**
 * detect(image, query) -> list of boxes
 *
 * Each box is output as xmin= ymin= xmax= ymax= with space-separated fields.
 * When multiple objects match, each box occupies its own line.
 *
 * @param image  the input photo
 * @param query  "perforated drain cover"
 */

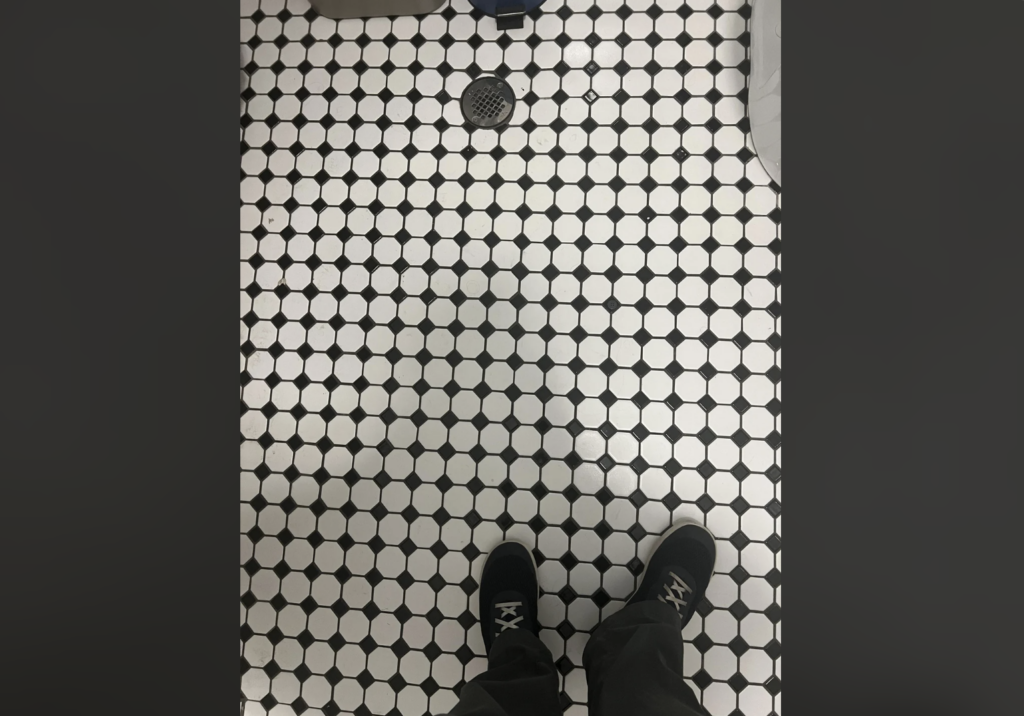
xmin=461 ymin=76 xmax=515 ymax=130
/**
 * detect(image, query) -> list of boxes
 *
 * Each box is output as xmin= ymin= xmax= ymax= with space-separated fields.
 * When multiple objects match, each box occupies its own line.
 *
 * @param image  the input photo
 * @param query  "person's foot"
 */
xmin=478 ymin=540 xmax=539 ymax=653
xmin=625 ymin=521 xmax=717 ymax=628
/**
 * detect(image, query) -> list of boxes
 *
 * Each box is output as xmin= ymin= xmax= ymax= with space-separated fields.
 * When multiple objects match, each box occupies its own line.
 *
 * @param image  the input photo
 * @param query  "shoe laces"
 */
xmin=657 ymin=572 xmax=693 ymax=613
xmin=494 ymin=601 xmax=524 ymax=635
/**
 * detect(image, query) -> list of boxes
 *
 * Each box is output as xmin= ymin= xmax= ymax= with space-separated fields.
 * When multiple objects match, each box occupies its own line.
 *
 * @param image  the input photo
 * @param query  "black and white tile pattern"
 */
xmin=240 ymin=1 xmax=781 ymax=714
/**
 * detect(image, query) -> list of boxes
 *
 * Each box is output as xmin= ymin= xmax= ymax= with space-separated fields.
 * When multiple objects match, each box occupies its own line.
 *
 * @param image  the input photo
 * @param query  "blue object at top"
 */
xmin=469 ymin=0 xmax=546 ymax=18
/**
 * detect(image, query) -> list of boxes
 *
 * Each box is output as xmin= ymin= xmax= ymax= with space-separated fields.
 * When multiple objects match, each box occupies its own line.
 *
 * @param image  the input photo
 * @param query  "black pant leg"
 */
xmin=582 ymin=601 xmax=710 ymax=716
xmin=445 ymin=629 xmax=563 ymax=716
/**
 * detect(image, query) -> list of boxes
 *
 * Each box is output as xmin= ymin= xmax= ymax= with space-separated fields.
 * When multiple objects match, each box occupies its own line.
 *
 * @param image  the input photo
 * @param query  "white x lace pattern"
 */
xmin=494 ymin=601 xmax=524 ymax=635
xmin=657 ymin=572 xmax=693 ymax=612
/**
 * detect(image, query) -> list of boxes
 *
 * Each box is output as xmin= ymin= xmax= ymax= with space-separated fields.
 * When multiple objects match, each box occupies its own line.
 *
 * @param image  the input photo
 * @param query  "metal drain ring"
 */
xmin=461 ymin=76 xmax=516 ymax=130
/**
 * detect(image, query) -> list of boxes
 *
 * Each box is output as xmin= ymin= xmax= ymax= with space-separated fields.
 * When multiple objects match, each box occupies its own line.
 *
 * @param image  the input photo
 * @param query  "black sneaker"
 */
xmin=478 ymin=540 xmax=539 ymax=653
xmin=625 ymin=521 xmax=717 ymax=628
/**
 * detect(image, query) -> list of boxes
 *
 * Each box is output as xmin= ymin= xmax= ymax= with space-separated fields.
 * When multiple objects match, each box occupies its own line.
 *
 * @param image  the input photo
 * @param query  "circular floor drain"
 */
xmin=461 ymin=76 xmax=515 ymax=130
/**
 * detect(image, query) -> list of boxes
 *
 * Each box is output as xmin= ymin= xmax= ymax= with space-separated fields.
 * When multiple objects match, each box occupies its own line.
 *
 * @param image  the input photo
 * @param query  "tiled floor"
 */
xmin=239 ymin=1 xmax=782 ymax=714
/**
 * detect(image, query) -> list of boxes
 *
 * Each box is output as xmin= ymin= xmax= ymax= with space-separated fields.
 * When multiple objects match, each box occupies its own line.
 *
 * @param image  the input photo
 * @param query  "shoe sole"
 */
xmin=627 ymin=518 xmax=718 ymax=605
xmin=493 ymin=539 xmax=540 ymax=600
